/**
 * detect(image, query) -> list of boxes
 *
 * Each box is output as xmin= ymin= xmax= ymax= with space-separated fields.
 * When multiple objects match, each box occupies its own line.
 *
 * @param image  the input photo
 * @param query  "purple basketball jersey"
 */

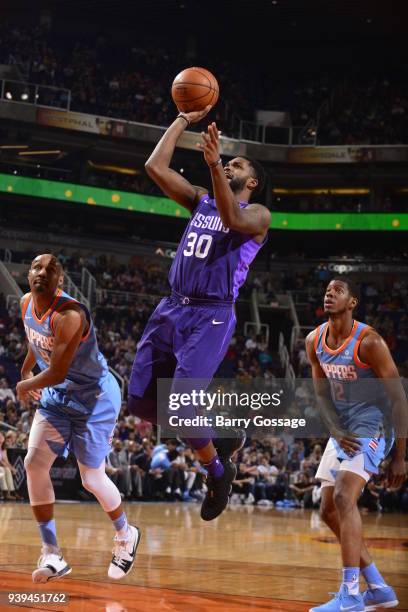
xmin=168 ymin=194 xmax=267 ymax=301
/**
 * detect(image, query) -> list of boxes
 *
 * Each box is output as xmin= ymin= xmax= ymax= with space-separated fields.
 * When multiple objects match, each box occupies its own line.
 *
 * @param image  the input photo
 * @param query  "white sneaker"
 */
xmin=229 ymin=493 xmax=241 ymax=505
xmin=257 ymin=499 xmax=273 ymax=507
xmin=244 ymin=493 xmax=255 ymax=505
xmin=108 ymin=525 xmax=141 ymax=580
xmin=32 ymin=545 xmax=72 ymax=583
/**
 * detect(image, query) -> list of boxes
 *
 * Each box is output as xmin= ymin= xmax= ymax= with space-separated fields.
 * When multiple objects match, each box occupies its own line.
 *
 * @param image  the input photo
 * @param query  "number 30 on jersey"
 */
xmin=183 ymin=232 xmax=213 ymax=259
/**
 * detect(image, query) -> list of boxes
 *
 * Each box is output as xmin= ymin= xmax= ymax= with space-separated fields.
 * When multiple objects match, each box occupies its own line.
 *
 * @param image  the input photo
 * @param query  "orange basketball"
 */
xmin=171 ymin=67 xmax=219 ymax=113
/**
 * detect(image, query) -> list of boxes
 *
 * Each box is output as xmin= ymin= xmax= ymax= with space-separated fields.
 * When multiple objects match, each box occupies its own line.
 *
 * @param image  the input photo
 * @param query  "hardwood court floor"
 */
xmin=0 ymin=502 xmax=407 ymax=611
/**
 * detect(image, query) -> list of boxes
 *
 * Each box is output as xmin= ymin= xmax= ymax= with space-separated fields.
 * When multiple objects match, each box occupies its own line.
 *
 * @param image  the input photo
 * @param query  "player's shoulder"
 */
xmin=246 ymin=202 xmax=271 ymax=221
xmin=52 ymin=302 xmax=87 ymax=328
xmin=359 ymin=326 xmax=385 ymax=349
xmin=305 ymin=325 xmax=321 ymax=346
xmin=20 ymin=292 xmax=32 ymax=313
xmin=20 ymin=292 xmax=31 ymax=305
xmin=358 ymin=325 xmax=393 ymax=368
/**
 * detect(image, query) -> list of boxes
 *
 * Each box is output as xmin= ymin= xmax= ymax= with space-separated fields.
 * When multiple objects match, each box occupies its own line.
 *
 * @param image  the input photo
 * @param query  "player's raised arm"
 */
xmin=359 ymin=331 xmax=408 ymax=487
xmin=198 ymin=122 xmax=270 ymax=238
xmin=16 ymin=306 xmax=87 ymax=405
xmin=145 ymin=107 xmax=212 ymax=212
xmin=305 ymin=330 xmax=361 ymax=455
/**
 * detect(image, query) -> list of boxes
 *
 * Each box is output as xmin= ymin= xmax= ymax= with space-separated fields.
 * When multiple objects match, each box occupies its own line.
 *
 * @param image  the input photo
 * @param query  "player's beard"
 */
xmin=229 ymin=176 xmax=248 ymax=194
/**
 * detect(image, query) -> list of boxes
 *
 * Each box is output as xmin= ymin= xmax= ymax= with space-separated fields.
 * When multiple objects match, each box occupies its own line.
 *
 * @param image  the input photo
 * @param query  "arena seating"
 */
xmin=1 ymin=22 xmax=406 ymax=144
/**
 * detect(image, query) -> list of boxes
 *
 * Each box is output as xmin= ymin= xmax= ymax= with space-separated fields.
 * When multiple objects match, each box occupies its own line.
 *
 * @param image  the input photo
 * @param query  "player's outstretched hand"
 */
xmin=387 ymin=456 xmax=407 ymax=489
xmin=333 ymin=429 xmax=362 ymax=457
xmin=179 ymin=105 xmax=212 ymax=124
xmin=197 ymin=122 xmax=221 ymax=167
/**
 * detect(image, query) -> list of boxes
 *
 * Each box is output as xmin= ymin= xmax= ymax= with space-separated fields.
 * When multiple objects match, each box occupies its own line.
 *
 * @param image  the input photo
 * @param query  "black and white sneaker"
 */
xmin=32 ymin=545 xmax=72 ymax=583
xmin=200 ymin=460 xmax=237 ymax=521
xmin=108 ymin=525 xmax=141 ymax=580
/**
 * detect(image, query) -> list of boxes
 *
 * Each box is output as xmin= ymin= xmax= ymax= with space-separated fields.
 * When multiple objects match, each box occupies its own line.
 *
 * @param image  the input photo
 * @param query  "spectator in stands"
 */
xmin=231 ymin=457 xmax=256 ymax=505
xmin=0 ymin=432 xmax=18 ymax=500
xmin=360 ymin=480 xmax=381 ymax=513
xmin=4 ymin=428 xmax=18 ymax=448
xmin=161 ymin=441 xmax=186 ymax=501
xmin=128 ymin=441 xmax=145 ymax=499
xmin=145 ymin=440 xmax=178 ymax=500
xmin=305 ymin=444 xmax=322 ymax=469
xmin=106 ymin=439 xmax=132 ymax=499
xmin=289 ymin=472 xmax=315 ymax=508
xmin=182 ymin=447 xmax=206 ymax=501
xmin=378 ymin=474 xmax=403 ymax=513
xmin=286 ymin=449 xmax=301 ymax=473
xmin=254 ymin=456 xmax=279 ymax=506
xmin=0 ymin=378 xmax=16 ymax=403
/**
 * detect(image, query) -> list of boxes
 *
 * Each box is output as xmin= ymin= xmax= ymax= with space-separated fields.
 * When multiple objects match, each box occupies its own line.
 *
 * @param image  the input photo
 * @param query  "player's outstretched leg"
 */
xmin=79 ymin=461 xmax=141 ymax=579
xmin=25 ymin=448 xmax=72 ymax=583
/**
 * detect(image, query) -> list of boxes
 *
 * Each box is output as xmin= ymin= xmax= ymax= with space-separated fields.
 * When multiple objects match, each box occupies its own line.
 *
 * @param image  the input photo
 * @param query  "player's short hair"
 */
xmin=331 ymin=276 xmax=360 ymax=303
xmin=240 ymin=156 xmax=267 ymax=200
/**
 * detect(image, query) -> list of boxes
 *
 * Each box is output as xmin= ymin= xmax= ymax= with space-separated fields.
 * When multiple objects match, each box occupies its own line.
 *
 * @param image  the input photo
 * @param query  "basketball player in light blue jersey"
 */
xmin=306 ymin=278 xmax=407 ymax=612
xmin=16 ymin=254 xmax=140 ymax=583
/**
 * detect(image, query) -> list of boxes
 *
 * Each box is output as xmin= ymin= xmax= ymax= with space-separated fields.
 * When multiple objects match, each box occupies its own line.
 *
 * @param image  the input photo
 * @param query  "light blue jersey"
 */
xmin=23 ymin=289 xmax=120 ymax=467
xmin=23 ymin=289 xmax=108 ymax=396
xmin=315 ymin=320 xmax=394 ymax=472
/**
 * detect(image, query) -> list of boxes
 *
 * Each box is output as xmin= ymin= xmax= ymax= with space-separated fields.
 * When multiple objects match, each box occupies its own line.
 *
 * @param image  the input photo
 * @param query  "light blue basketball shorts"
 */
xmin=28 ymin=373 xmax=121 ymax=468
xmin=316 ymin=435 xmax=390 ymax=485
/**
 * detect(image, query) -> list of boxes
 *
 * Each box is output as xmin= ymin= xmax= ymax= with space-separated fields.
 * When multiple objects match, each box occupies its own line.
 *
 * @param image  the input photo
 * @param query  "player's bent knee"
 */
xmin=320 ymin=502 xmax=337 ymax=524
xmin=24 ymin=453 xmax=34 ymax=473
xmin=81 ymin=473 xmax=100 ymax=494
xmin=24 ymin=448 xmax=51 ymax=474
xmin=333 ymin=487 xmax=354 ymax=513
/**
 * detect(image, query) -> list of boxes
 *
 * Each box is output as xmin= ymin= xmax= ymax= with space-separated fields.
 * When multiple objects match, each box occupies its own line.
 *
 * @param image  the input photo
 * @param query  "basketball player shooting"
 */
xmin=16 ymin=254 xmax=140 ymax=583
xmin=128 ymin=105 xmax=271 ymax=521
xmin=306 ymin=278 xmax=407 ymax=612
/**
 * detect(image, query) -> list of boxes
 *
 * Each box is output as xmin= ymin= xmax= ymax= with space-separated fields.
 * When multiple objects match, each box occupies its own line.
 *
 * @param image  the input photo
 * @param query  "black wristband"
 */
xmin=176 ymin=113 xmax=190 ymax=126
xmin=209 ymin=158 xmax=222 ymax=168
